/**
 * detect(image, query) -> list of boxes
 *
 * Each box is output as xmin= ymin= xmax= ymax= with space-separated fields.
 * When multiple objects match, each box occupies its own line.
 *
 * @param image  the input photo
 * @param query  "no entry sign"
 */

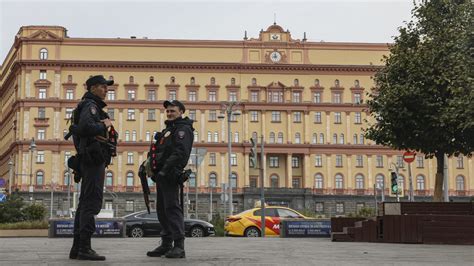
xmin=403 ymin=151 xmax=416 ymax=163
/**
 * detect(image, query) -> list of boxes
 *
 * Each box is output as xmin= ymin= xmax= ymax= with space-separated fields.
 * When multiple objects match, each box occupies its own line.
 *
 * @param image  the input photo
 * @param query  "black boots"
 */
xmin=146 ymin=238 xmax=173 ymax=257
xmin=69 ymin=234 xmax=80 ymax=259
xmin=77 ymin=235 xmax=106 ymax=261
xmin=165 ymin=239 xmax=185 ymax=259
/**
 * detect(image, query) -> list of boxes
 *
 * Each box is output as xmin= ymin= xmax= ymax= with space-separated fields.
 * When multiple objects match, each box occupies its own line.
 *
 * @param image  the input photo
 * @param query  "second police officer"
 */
xmin=146 ymin=100 xmax=194 ymax=259
xmin=68 ymin=75 xmax=115 ymax=261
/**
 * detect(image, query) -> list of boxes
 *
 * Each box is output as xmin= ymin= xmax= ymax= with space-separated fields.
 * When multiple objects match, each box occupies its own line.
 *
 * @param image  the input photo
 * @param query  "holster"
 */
xmin=67 ymin=155 xmax=83 ymax=183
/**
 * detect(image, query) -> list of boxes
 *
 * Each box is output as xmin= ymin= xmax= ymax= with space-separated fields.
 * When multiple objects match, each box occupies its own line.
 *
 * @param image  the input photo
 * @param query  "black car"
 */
xmin=124 ymin=210 xmax=215 ymax=238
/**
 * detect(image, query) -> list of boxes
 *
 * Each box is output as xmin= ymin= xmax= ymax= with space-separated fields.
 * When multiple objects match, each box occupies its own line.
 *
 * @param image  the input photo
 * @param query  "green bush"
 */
xmin=210 ymin=214 xmax=225 ymax=237
xmin=0 ymin=220 xmax=48 ymax=230
xmin=23 ymin=204 xmax=47 ymax=221
xmin=347 ymin=207 xmax=376 ymax=218
xmin=0 ymin=193 xmax=47 ymax=224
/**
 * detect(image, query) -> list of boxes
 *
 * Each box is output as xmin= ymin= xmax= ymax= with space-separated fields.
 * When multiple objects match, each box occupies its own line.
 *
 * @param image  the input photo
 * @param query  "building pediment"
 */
xmin=28 ymin=30 xmax=61 ymax=40
xmin=267 ymin=81 xmax=287 ymax=89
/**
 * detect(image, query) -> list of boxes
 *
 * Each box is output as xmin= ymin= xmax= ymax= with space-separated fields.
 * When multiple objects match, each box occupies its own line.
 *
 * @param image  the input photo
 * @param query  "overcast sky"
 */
xmin=0 ymin=0 xmax=415 ymax=64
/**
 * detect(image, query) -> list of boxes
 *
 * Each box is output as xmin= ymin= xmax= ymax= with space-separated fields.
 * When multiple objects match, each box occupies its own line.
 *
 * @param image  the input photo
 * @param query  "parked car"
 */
xmin=124 ymin=210 xmax=215 ymax=238
xmin=224 ymin=206 xmax=309 ymax=237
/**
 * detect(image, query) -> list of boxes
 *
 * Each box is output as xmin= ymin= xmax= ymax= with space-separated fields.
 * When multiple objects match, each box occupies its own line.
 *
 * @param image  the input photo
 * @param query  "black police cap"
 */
xmin=86 ymin=75 xmax=114 ymax=90
xmin=163 ymin=100 xmax=185 ymax=113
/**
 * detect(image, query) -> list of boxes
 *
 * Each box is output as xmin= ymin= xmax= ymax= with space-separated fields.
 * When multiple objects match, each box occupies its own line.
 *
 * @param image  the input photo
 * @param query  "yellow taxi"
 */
xmin=224 ymin=205 xmax=309 ymax=237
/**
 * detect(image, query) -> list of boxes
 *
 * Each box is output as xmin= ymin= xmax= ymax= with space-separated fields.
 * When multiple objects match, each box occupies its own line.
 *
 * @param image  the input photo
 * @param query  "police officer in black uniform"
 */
xmin=146 ymin=100 xmax=194 ymax=259
xmin=69 ymin=75 xmax=114 ymax=261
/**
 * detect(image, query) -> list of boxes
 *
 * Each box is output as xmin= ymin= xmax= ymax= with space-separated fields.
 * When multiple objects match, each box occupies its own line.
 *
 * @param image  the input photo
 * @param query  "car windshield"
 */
xmin=277 ymin=208 xmax=301 ymax=218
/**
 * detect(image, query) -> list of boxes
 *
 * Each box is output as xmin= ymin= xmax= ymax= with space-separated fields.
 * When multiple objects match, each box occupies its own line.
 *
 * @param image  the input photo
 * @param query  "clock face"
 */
xmin=270 ymin=51 xmax=282 ymax=62
xmin=271 ymin=34 xmax=281 ymax=40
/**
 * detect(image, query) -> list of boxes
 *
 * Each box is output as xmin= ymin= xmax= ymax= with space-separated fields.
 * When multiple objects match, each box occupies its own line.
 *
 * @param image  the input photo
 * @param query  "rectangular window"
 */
xmin=208 ymin=91 xmax=217 ymax=102
xmin=292 ymin=178 xmax=301 ymax=188
xmin=293 ymin=112 xmax=302 ymax=123
xmin=189 ymin=110 xmax=196 ymax=121
xmin=356 ymin=203 xmax=365 ymax=212
xmin=37 ymin=129 xmax=45 ymax=140
xmin=356 ymin=155 xmax=363 ymax=167
xmin=148 ymin=109 xmax=156 ymax=121
xmin=127 ymin=90 xmax=136 ymax=100
xmin=269 ymin=156 xmax=279 ymax=168
xmin=292 ymin=157 xmax=300 ymax=168
xmin=125 ymin=200 xmax=134 ymax=212
xmin=147 ymin=90 xmax=156 ymax=101
xmin=396 ymin=155 xmax=405 ymax=168
xmin=209 ymin=110 xmax=217 ymax=121
xmin=209 ymin=153 xmax=216 ymax=166
xmin=127 ymin=152 xmax=134 ymax=164
xmin=127 ymin=109 xmax=135 ymax=120
xmin=38 ymin=107 xmax=46 ymax=119
xmin=104 ymin=200 xmax=113 ymax=210
xmin=65 ymin=89 xmax=74 ymax=100
xmin=229 ymin=91 xmax=237 ymax=101
xmin=335 ymin=155 xmax=343 ymax=167
xmin=315 ymin=202 xmax=324 ymax=213
xmin=188 ymin=91 xmax=197 ymax=101
xmin=292 ymin=92 xmax=301 ymax=103
xmin=336 ymin=203 xmax=344 ymax=214
xmin=107 ymin=90 xmax=116 ymax=100
xmin=376 ymin=155 xmax=383 ymax=168
xmin=315 ymin=155 xmax=323 ymax=167
xmin=354 ymin=93 xmax=361 ymax=104
xmin=250 ymin=177 xmax=257 ymax=188
xmin=36 ymin=151 xmax=45 ymax=163
xmin=169 ymin=90 xmax=177 ymax=100
xmin=314 ymin=112 xmax=322 ymax=123
xmin=39 ymin=70 xmax=47 ymax=80
xmin=333 ymin=92 xmax=341 ymax=103
xmin=65 ymin=108 xmax=73 ymax=119
xmin=38 ymin=88 xmax=47 ymax=99
xmin=269 ymin=91 xmax=283 ymax=103
xmin=457 ymin=156 xmax=464 ymax=169
xmin=250 ymin=111 xmax=258 ymax=122
xmin=250 ymin=91 xmax=259 ymax=102
xmin=416 ymin=156 xmax=424 ymax=168
xmin=107 ymin=108 xmax=115 ymax=120
xmin=271 ymin=111 xmax=281 ymax=122
xmin=354 ymin=112 xmax=362 ymax=124
xmin=334 ymin=112 xmax=342 ymax=124
xmin=231 ymin=153 xmax=237 ymax=166
xmin=313 ymin=92 xmax=321 ymax=103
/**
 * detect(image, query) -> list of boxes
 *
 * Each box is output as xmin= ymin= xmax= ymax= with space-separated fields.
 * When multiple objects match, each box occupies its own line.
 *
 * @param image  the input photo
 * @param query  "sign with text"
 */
xmin=49 ymin=219 xmax=125 ymax=238
xmin=280 ymin=219 xmax=331 ymax=238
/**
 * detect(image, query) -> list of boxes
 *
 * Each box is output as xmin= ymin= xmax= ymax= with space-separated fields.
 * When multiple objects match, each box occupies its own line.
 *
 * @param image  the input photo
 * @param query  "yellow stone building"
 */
xmin=0 ymin=25 xmax=471 ymax=217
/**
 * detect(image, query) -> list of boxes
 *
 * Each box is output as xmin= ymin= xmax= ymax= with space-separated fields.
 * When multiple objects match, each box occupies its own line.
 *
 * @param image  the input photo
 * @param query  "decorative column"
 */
xmin=286 ymin=154 xmax=292 ymax=188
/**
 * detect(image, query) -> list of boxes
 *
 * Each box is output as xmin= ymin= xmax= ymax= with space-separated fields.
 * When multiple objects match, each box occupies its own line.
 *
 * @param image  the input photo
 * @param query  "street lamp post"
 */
xmin=29 ymin=138 xmax=36 ymax=202
xmin=218 ymin=102 xmax=240 ymax=216
xmin=8 ymin=158 xmax=14 ymax=195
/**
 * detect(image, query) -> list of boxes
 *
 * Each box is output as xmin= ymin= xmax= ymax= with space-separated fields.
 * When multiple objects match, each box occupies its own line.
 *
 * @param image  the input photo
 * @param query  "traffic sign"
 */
xmin=403 ymin=151 xmax=416 ymax=163
xmin=0 ymin=193 xmax=6 ymax=203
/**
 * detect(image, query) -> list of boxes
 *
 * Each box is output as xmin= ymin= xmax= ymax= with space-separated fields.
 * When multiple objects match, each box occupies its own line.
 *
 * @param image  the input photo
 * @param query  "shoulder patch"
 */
xmin=178 ymin=130 xmax=185 ymax=139
xmin=90 ymin=106 xmax=97 ymax=115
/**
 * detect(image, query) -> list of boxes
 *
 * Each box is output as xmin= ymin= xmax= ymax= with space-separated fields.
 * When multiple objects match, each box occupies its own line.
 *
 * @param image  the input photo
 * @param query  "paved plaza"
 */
xmin=0 ymin=237 xmax=472 ymax=265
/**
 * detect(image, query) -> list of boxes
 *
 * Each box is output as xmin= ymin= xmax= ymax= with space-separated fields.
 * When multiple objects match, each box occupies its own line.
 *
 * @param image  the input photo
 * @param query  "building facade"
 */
xmin=0 ymin=25 xmax=472 ymax=219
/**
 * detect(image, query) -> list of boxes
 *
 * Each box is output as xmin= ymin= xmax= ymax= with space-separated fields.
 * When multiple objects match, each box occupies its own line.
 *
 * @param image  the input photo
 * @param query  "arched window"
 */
xmin=231 ymin=172 xmax=237 ymax=188
xmin=353 ymin=134 xmax=358 ymax=144
xmin=294 ymin=79 xmax=299 ymax=86
xmin=149 ymin=76 xmax=154 ymax=83
xmin=314 ymin=174 xmax=323 ymax=189
xmin=190 ymin=77 xmax=195 ymax=85
xmin=312 ymin=133 xmax=318 ymax=144
xmin=210 ymin=77 xmax=216 ymax=85
xmin=36 ymin=171 xmax=44 ymax=185
xmin=339 ymin=133 xmax=344 ymax=144
xmin=129 ymin=76 xmax=134 ymax=83
xmin=375 ymin=174 xmax=385 ymax=189
xmin=106 ymin=172 xmax=113 ymax=186
xmin=126 ymin=172 xmax=134 ymax=187
xmin=207 ymin=131 xmax=212 ymax=142
xmin=398 ymin=174 xmax=405 ymax=190
xmin=277 ymin=132 xmax=284 ymax=144
xmin=319 ymin=133 xmax=324 ymax=144
xmin=132 ymin=130 xmax=137 ymax=141
xmin=295 ymin=133 xmax=301 ymax=144
xmin=359 ymin=134 xmax=364 ymax=144
xmin=145 ymin=131 xmax=151 ymax=141
xmin=170 ymin=76 xmax=175 ymax=84
xmin=251 ymin=78 xmax=257 ymax=85
xmin=234 ymin=132 xmax=239 ymax=143
xmin=209 ymin=173 xmax=217 ymax=187
xmin=189 ymin=172 xmax=196 ymax=187
xmin=416 ymin=175 xmax=425 ymax=190
xmin=335 ymin=174 xmax=344 ymax=189
xmin=270 ymin=175 xmax=279 ymax=188
xmin=64 ymin=171 xmax=70 ymax=186
xmin=355 ymin=174 xmax=364 ymax=189
xmin=456 ymin=175 xmax=465 ymax=191
xmin=213 ymin=132 xmax=219 ymax=142
xmin=125 ymin=130 xmax=130 ymax=141
xmin=269 ymin=132 xmax=275 ymax=143
xmin=334 ymin=79 xmax=340 ymax=87
xmin=231 ymin=78 xmax=236 ymax=85
xmin=333 ymin=134 xmax=338 ymax=144
xmin=39 ymin=48 xmax=48 ymax=60
xmin=354 ymin=79 xmax=360 ymax=87
xmin=314 ymin=79 xmax=320 ymax=86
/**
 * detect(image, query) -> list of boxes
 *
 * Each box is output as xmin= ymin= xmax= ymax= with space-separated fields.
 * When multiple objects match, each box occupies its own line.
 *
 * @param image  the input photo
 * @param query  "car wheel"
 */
xmin=130 ymin=226 xmax=144 ymax=238
xmin=190 ymin=226 xmax=205 ymax=237
xmin=244 ymin=226 xmax=261 ymax=237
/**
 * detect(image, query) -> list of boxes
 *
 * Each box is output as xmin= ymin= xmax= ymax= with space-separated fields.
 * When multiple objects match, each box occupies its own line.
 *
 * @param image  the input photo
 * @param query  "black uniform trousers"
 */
xmin=73 ymin=160 xmax=105 ymax=238
xmin=156 ymin=177 xmax=184 ymax=241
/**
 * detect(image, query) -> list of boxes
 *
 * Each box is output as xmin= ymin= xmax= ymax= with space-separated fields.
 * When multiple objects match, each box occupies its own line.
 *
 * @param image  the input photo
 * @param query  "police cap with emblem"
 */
xmin=86 ymin=75 xmax=114 ymax=91
xmin=163 ymin=100 xmax=186 ymax=113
